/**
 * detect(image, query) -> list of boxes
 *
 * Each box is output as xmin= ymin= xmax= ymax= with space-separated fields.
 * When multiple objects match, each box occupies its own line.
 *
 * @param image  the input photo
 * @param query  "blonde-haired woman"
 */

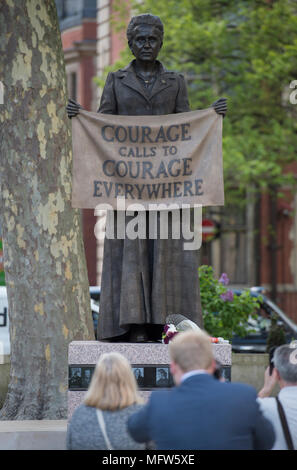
xmin=66 ymin=352 xmax=146 ymax=450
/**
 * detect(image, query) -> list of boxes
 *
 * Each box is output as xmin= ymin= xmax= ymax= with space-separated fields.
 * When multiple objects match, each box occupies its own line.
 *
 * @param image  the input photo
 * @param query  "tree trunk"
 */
xmin=0 ymin=0 xmax=95 ymax=420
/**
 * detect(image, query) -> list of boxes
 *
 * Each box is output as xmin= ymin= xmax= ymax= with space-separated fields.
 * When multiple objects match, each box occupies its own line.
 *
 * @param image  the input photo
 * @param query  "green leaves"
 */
xmin=199 ymin=265 xmax=261 ymax=341
xmin=106 ymin=0 xmax=297 ymax=206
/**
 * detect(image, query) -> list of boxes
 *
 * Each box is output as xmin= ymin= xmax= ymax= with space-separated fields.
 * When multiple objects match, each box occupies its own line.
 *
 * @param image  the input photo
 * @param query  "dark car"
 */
xmin=231 ymin=287 xmax=297 ymax=353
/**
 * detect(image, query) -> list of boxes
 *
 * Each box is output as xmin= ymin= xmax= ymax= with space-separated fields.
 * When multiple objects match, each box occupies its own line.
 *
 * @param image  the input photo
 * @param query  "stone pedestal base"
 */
xmin=68 ymin=341 xmax=232 ymax=418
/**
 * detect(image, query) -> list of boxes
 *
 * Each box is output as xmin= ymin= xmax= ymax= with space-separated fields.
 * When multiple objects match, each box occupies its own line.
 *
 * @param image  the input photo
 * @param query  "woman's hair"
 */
xmin=84 ymin=352 xmax=143 ymax=411
xmin=127 ymin=14 xmax=164 ymax=47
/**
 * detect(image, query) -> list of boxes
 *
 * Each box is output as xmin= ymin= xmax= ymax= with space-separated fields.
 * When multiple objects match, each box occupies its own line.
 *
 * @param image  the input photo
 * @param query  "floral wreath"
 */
xmin=162 ymin=323 xmax=228 ymax=345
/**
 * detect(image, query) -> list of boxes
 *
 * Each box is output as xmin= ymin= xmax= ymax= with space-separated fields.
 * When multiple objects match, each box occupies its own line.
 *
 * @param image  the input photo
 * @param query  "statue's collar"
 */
xmin=115 ymin=60 xmax=174 ymax=101
xmin=117 ymin=60 xmax=168 ymax=77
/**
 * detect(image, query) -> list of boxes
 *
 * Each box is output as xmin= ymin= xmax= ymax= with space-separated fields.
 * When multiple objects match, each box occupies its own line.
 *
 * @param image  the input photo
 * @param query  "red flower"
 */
xmin=163 ymin=324 xmax=170 ymax=334
xmin=164 ymin=331 xmax=178 ymax=344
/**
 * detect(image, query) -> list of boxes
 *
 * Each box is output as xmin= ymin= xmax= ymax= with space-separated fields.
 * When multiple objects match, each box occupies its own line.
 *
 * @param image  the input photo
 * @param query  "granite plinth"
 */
xmin=68 ymin=341 xmax=232 ymax=418
xmin=68 ymin=341 xmax=232 ymax=365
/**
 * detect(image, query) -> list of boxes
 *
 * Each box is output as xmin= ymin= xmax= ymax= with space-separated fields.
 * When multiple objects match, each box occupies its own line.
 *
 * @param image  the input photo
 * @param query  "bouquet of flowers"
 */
xmin=162 ymin=315 xmax=229 ymax=345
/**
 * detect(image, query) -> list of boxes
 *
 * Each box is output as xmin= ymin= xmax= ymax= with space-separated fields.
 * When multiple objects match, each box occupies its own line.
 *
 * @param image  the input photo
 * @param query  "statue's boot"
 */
xmin=129 ymin=325 xmax=149 ymax=343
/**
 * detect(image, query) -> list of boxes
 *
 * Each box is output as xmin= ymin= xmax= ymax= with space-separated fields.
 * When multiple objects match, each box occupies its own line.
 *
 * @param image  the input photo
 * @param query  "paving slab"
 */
xmin=0 ymin=420 xmax=67 ymax=450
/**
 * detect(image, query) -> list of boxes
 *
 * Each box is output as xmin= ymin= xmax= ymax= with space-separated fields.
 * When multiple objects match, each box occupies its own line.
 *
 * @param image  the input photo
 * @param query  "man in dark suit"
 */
xmin=128 ymin=330 xmax=275 ymax=450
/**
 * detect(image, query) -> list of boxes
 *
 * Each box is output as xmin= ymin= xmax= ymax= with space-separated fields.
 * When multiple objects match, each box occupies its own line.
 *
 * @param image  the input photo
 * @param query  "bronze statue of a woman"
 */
xmin=67 ymin=14 xmax=227 ymax=342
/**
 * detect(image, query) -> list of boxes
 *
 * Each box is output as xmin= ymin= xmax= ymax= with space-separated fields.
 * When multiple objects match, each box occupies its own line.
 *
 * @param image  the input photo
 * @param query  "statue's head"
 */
xmin=127 ymin=14 xmax=164 ymax=62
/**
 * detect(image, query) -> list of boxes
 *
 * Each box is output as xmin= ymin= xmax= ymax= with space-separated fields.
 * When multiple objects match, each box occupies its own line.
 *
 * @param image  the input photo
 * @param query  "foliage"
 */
xmin=266 ymin=315 xmax=286 ymax=352
xmin=100 ymin=0 xmax=297 ymax=207
xmin=199 ymin=265 xmax=261 ymax=341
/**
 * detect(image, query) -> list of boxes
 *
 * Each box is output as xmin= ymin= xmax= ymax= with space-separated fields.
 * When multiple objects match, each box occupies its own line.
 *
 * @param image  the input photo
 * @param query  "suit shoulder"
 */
xmin=149 ymin=389 xmax=173 ymax=404
xmin=225 ymin=381 xmax=257 ymax=398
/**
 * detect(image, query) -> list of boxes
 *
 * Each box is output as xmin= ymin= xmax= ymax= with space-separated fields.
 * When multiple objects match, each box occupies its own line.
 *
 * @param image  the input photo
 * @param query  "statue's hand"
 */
xmin=66 ymin=98 xmax=83 ymax=119
xmin=211 ymin=97 xmax=227 ymax=118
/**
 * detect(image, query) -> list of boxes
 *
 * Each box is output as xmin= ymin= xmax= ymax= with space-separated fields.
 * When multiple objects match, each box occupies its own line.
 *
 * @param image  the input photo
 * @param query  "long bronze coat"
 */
xmin=97 ymin=61 xmax=203 ymax=340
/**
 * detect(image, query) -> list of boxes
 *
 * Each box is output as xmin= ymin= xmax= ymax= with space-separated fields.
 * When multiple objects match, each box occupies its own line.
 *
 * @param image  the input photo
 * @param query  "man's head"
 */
xmin=127 ymin=14 xmax=164 ymax=62
xmin=273 ymin=344 xmax=297 ymax=387
xmin=169 ymin=330 xmax=216 ymax=384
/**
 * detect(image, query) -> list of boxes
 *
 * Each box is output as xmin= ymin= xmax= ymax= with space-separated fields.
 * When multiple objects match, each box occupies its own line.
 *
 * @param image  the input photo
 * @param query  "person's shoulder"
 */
xmin=70 ymin=403 xmax=95 ymax=421
xmin=257 ymin=396 xmax=277 ymax=412
xmin=149 ymin=389 xmax=174 ymax=405
xmin=107 ymin=403 xmax=145 ymax=422
xmin=211 ymin=382 xmax=262 ymax=416
xmin=124 ymin=403 xmax=145 ymax=414
xmin=222 ymin=381 xmax=258 ymax=400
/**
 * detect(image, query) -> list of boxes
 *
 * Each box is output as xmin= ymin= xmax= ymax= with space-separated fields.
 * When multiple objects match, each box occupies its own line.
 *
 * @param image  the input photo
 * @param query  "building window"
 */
xmin=56 ymin=0 xmax=65 ymax=20
xmin=55 ymin=0 xmax=96 ymax=31
xmin=64 ymin=0 xmax=83 ymax=17
xmin=56 ymin=0 xmax=83 ymax=19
